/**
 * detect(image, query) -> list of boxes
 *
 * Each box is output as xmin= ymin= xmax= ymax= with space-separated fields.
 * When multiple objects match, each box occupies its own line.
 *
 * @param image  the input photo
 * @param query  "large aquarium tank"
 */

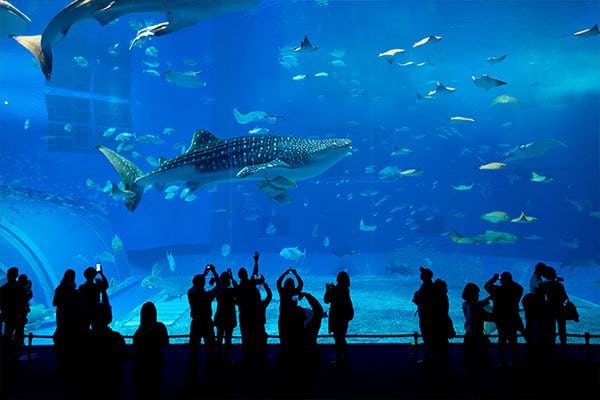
xmin=0 ymin=0 xmax=598 ymax=345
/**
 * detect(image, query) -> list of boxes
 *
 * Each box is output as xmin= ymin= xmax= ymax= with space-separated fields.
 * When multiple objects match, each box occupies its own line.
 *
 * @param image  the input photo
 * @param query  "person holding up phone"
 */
xmin=79 ymin=264 xmax=109 ymax=331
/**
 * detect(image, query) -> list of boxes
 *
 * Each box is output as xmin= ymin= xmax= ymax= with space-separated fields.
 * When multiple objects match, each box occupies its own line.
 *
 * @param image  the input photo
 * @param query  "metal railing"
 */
xmin=25 ymin=330 xmax=600 ymax=361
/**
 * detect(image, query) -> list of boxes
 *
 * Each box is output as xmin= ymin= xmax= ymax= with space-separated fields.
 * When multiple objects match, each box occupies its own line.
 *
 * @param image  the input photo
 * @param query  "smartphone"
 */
xmin=96 ymin=263 xmax=102 ymax=272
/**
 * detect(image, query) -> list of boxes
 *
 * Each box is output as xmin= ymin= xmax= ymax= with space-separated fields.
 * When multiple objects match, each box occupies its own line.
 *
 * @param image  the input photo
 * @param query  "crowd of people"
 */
xmin=0 ymin=254 xmax=579 ymax=398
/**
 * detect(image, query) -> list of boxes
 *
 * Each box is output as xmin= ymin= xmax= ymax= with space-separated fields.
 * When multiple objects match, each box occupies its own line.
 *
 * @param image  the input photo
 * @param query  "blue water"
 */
xmin=0 ymin=0 xmax=599 ymax=341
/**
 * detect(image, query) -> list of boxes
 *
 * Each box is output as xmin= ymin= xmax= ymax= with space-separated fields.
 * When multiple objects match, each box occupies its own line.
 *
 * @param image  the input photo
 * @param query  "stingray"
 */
xmin=0 ymin=0 xmax=30 ymax=37
xmin=233 ymin=108 xmax=268 ymax=124
xmin=294 ymin=35 xmax=318 ymax=52
xmin=573 ymin=23 xmax=599 ymax=37
xmin=472 ymin=74 xmax=507 ymax=91
xmin=502 ymin=138 xmax=567 ymax=163
xmin=510 ymin=212 xmax=537 ymax=223
xmin=485 ymin=54 xmax=507 ymax=63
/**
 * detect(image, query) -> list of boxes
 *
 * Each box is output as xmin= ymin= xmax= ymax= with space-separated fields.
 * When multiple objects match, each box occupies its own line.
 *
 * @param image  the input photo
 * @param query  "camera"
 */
xmin=326 ymin=282 xmax=335 ymax=290
xmin=96 ymin=263 xmax=102 ymax=272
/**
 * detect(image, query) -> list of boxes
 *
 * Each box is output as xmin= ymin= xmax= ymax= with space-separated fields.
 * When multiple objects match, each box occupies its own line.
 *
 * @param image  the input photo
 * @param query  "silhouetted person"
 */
xmin=522 ymin=285 xmax=552 ymax=366
xmin=484 ymin=272 xmax=524 ymax=368
xmin=0 ymin=267 xmax=21 ymax=343
xmin=187 ymin=265 xmax=218 ymax=372
xmin=214 ymin=268 xmax=238 ymax=364
xmin=461 ymin=282 xmax=494 ymax=376
xmin=79 ymin=265 xmax=108 ymax=332
xmin=540 ymin=266 xmax=569 ymax=346
xmin=132 ymin=301 xmax=169 ymax=400
xmin=299 ymin=291 xmax=324 ymax=368
xmin=431 ymin=277 xmax=454 ymax=368
xmin=87 ymin=288 xmax=127 ymax=399
xmin=52 ymin=269 xmax=84 ymax=377
xmin=277 ymin=267 xmax=303 ymax=365
xmin=412 ymin=266 xmax=435 ymax=365
xmin=15 ymin=274 xmax=33 ymax=349
xmin=255 ymin=275 xmax=273 ymax=367
xmin=324 ymin=270 xmax=353 ymax=366
xmin=237 ymin=252 xmax=263 ymax=365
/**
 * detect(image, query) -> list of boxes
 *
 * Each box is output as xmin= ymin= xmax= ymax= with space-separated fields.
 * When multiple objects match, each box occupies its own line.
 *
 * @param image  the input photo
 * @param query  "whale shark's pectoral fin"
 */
xmin=93 ymin=1 xmax=125 ymax=26
xmin=236 ymin=160 xmax=291 ymax=179
xmin=130 ymin=11 xmax=197 ymax=49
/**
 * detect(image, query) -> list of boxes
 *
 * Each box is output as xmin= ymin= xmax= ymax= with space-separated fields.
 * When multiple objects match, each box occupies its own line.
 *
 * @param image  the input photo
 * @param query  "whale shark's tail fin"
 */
xmin=96 ymin=145 xmax=145 ymax=212
xmin=13 ymin=34 xmax=52 ymax=80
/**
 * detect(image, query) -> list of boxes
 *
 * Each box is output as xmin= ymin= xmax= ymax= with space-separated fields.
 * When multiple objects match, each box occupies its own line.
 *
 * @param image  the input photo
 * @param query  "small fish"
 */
xmin=165 ymin=192 xmax=177 ymax=200
xmin=399 ymin=168 xmax=423 ymax=177
xmin=103 ymin=127 xmax=117 ymax=137
xmin=323 ymin=236 xmax=330 ymax=247
xmin=314 ymin=72 xmax=328 ymax=77
xmin=64 ymin=123 xmax=73 ymax=133
xmin=85 ymin=178 xmax=95 ymax=188
xmin=24 ymin=118 xmax=30 ymax=130
xmin=145 ymin=46 xmax=159 ymax=57
xmin=292 ymin=74 xmax=307 ymax=81
xmin=220 ymin=244 xmax=231 ymax=257
xmin=163 ymin=127 xmax=176 ymax=135
xmin=248 ymin=126 xmax=269 ymax=135
xmin=96 ymin=251 xmax=115 ymax=263
xmin=481 ymin=211 xmax=510 ymax=223
xmin=143 ymin=69 xmax=160 ymax=77
xmin=491 ymin=95 xmax=519 ymax=106
xmin=165 ymin=185 xmax=180 ymax=193
xmin=451 ymin=183 xmax=474 ymax=191
xmin=330 ymin=59 xmax=345 ymax=67
xmin=485 ymin=54 xmax=507 ymax=63
xmin=180 ymin=187 xmax=190 ymax=199
xmin=479 ymin=162 xmax=506 ymax=170
xmin=391 ymin=146 xmax=411 ymax=156
xmin=265 ymin=222 xmax=277 ymax=235
xmin=111 ymin=234 xmax=123 ymax=253
xmin=184 ymin=194 xmax=197 ymax=202
xmin=450 ymin=116 xmax=475 ymax=123
xmin=167 ymin=252 xmax=176 ymax=271
xmin=359 ymin=219 xmax=377 ymax=232
xmin=268 ymin=176 xmax=297 ymax=189
xmin=73 ymin=56 xmax=88 ymax=68
xmin=279 ymin=246 xmax=306 ymax=260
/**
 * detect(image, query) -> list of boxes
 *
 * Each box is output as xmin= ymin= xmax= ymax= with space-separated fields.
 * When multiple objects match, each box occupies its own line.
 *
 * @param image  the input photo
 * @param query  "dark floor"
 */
xmin=1 ymin=342 xmax=599 ymax=399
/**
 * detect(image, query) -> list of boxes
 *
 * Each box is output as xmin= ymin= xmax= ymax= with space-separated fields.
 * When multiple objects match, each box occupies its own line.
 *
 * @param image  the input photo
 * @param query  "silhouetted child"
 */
xmin=324 ymin=271 xmax=353 ymax=366
xmin=132 ymin=301 xmax=169 ymax=400
xmin=461 ymin=282 xmax=494 ymax=376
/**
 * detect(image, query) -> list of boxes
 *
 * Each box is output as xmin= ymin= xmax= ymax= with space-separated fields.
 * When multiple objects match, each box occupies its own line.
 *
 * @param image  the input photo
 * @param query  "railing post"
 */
xmin=584 ymin=332 xmax=590 ymax=346
xmin=413 ymin=331 xmax=419 ymax=346
xmin=27 ymin=332 xmax=33 ymax=361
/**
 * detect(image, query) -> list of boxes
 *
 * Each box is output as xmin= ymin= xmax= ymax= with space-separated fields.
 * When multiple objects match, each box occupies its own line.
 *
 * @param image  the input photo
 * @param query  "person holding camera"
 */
xmin=79 ymin=265 xmax=109 ymax=332
xmin=539 ymin=265 xmax=570 ymax=346
xmin=187 ymin=264 xmax=219 ymax=369
xmin=214 ymin=267 xmax=238 ymax=364
xmin=237 ymin=251 xmax=265 ymax=366
xmin=276 ymin=267 xmax=304 ymax=365
xmin=324 ymin=270 xmax=353 ymax=367
xmin=484 ymin=271 xmax=524 ymax=368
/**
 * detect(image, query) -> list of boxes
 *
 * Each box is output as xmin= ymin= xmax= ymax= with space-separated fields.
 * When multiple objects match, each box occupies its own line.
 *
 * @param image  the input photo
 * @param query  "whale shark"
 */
xmin=502 ymin=138 xmax=567 ymax=163
xmin=12 ymin=0 xmax=259 ymax=80
xmin=0 ymin=0 xmax=31 ymax=37
xmin=97 ymin=129 xmax=352 ymax=211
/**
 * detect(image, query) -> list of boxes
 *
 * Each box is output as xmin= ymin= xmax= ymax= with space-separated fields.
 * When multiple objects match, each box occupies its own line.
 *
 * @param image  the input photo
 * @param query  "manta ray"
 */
xmin=12 ymin=0 xmax=259 ymax=80
xmin=472 ymin=74 xmax=507 ymax=91
xmin=97 ymin=129 xmax=351 ymax=211
xmin=502 ymin=138 xmax=567 ymax=163
xmin=573 ymin=23 xmax=599 ymax=37
xmin=294 ymin=35 xmax=318 ymax=52
xmin=0 ymin=0 xmax=30 ymax=37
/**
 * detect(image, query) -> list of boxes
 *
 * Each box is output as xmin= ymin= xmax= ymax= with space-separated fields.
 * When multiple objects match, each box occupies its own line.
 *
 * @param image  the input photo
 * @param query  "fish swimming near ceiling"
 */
xmin=97 ymin=129 xmax=352 ymax=212
xmin=12 ymin=0 xmax=260 ymax=80
xmin=0 ymin=0 xmax=31 ymax=37
xmin=502 ymin=138 xmax=567 ymax=163
xmin=472 ymin=74 xmax=507 ymax=91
